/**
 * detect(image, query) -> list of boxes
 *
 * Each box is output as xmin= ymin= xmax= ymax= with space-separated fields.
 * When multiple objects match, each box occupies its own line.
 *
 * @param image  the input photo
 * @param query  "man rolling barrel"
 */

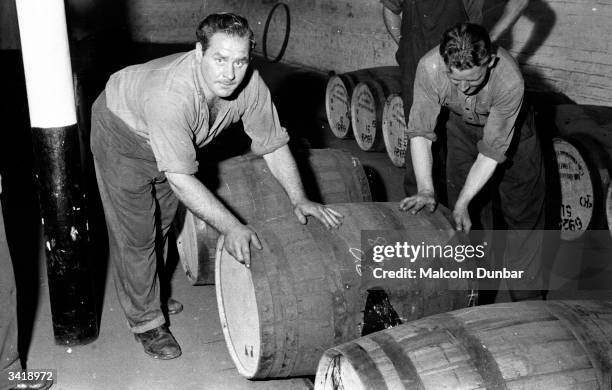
xmin=399 ymin=23 xmax=545 ymax=302
xmin=90 ymin=13 xmax=342 ymax=360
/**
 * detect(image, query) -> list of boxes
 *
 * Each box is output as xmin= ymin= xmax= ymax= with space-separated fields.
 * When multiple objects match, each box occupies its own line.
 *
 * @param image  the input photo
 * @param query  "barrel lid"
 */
xmin=325 ymin=76 xmax=352 ymax=138
xmin=351 ymin=83 xmax=379 ymax=151
xmin=382 ymin=94 xmax=407 ymax=167
xmin=553 ymin=138 xmax=594 ymax=240
xmin=215 ymin=236 xmax=261 ymax=378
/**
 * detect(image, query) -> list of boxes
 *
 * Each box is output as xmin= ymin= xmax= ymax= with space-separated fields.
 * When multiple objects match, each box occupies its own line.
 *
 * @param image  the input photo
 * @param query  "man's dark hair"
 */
xmin=196 ymin=13 xmax=255 ymax=53
xmin=439 ymin=23 xmax=492 ymax=70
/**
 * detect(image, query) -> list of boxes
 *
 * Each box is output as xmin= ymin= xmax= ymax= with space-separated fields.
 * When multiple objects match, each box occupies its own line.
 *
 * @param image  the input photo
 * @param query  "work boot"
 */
xmin=134 ymin=325 xmax=182 ymax=360
xmin=166 ymin=298 xmax=183 ymax=315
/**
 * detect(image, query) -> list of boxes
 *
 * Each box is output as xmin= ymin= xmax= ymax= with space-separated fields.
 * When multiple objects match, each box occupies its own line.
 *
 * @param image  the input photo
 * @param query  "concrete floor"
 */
xmin=5 ymin=49 xmax=612 ymax=390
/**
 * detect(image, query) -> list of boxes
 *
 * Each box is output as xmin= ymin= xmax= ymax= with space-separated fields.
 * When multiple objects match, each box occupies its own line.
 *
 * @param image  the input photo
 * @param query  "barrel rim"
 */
xmin=553 ymin=137 xmax=594 ymax=241
xmin=351 ymin=82 xmax=383 ymax=152
xmin=325 ymin=75 xmax=352 ymax=139
xmin=381 ymin=93 xmax=406 ymax=168
xmin=215 ymin=236 xmax=262 ymax=378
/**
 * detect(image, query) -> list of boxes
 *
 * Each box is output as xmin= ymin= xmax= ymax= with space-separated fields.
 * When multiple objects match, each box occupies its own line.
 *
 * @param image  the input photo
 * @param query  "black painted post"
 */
xmin=16 ymin=0 xmax=98 ymax=345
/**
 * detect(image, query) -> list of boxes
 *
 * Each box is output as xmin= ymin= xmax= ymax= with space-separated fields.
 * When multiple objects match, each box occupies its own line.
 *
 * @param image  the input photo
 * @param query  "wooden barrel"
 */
xmin=173 ymin=149 xmax=372 ymax=285
xmin=215 ymin=202 xmax=474 ymax=379
xmin=381 ymin=94 xmax=408 ymax=167
xmin=315 ymin=300 xmax=612 ymax=390
xmin=351 ymin=73 xmax=402 ymax=152
xmin=553 ymin=137 xmax=611 ymax=240
xmin=325 ymin=67 xmax=399 ymax=139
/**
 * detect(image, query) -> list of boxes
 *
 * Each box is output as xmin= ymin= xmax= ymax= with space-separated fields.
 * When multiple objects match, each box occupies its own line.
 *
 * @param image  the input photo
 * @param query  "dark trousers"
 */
xmin=445 ymin=112 xmax=546 ymax=292
xmin=91 ymin=95 xmax=179 ymax=333
xmin=1 ymin=200 xmax=21 ymax=390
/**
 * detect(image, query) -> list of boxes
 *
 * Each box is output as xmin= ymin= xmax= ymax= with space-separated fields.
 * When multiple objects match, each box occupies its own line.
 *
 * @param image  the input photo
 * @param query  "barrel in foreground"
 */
xmin=174 ymin=148 xmax=372 ymax=285
xmin=315 ymin=300 xmax=612 ymax=390
xmin=215 ymin=202 xmax=473 ymax=379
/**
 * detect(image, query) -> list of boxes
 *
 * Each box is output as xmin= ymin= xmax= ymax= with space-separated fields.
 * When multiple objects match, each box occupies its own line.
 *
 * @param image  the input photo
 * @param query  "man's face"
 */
xmin=447 ymin=63 xmax=489 ymax=96
xmin=198 ymin=32 xmax=250 ymax=99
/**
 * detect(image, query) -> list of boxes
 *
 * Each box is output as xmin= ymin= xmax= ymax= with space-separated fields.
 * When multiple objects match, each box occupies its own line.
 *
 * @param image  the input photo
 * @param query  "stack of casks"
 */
xmin=325 ymin=67 xmax=409 ymax=167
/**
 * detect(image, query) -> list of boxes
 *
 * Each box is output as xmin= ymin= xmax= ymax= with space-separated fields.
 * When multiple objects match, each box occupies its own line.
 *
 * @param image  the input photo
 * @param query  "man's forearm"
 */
xmin=489 ymin=0 xmax=528 ymax=42
xmin=166 ymin=172 xmax=242 ymax=234
xmin=382 ymin=6 xmax=402 ymax=44
xmin=455 ymin=153 xmax=498 ymax=208
xmin=410 ymin=136 xmax=435 ymax=195
xmin=262 ymin=144 xmax=308 ymax=206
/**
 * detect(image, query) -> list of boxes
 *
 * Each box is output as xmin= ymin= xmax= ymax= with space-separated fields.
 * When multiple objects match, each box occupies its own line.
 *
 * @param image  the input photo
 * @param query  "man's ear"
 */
xmin=195 ymin=42 xmax=203 ymax=62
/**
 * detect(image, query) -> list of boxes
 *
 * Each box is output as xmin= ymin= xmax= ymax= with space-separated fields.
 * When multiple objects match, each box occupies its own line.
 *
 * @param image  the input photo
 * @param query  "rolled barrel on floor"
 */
xmin=173 ymin=148 xmax=372 ymax=285
xmin=351 ymin=71 xmax=402 ymax=152
xmin=382 ymin=94 xmax=408 ymax=167
xmin=553 ymin=136 xmax=611 ymax=240
xmin=215 ymin=202 xmax=474 ymax=379
xmin=325 ymin=67 xmax=399 ymax=139
xmin=315 ymin=300 xmax=612 ymax=390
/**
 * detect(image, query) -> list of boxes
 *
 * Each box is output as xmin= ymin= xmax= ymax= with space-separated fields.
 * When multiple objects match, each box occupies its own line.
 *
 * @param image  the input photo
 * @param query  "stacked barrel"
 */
xmin=325 ymin=67 xmax=409 ymax=167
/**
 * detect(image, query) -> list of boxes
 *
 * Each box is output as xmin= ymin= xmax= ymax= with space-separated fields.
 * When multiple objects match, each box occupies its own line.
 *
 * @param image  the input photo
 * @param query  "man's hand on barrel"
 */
xmin=452 ymin=204 xmax=472 ymax=233
xmin=224 ymin=223 xmax=262 ymax=268
xmin=399 ymin=190 xmax=437 ymax=214
xmin=293 ymin=200 xmax=343 ymax=229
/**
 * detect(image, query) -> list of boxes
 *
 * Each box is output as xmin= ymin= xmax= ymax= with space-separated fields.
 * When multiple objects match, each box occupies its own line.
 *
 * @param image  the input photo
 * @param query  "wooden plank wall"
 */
xmin=2 ymin=0 xmax=609 ymax=106
xmin=125 ymin=0 xmax=611 ymax=107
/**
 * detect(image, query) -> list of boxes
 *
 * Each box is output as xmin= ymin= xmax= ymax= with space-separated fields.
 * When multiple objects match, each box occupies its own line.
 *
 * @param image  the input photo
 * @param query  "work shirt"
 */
xmin=381 ymin=0 xmax=483 ymax=67
xmin=103 ymin=50 xmax=289 ymax=175
xmin=407 ymin=46 xmax=524 ymax=163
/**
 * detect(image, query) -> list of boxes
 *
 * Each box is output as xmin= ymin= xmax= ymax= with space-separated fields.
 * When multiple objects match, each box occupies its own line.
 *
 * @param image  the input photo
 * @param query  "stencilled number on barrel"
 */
xmin=580 ymin=194 xmax=593 ymax=208
xmin=560 ymin=204 xmax=583 ymax=230
xmin=560 ymin=216 xmax=583 ymax=231
xmin=361 ymin=133 xmax=373 ymax=144
xmin=244 ymin=344 xmax=254 ymax=358
xmin=336 ymin=117 xmax=346 ymax=134
xmin=394 ymin=147 xmax=405 ymax=159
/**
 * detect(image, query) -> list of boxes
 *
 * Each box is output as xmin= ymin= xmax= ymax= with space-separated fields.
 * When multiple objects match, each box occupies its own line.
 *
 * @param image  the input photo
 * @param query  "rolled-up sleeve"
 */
xmin=478 ymin=81 xmax=523 ymax=163
xmin=381 ymin=0 xmax=403 ymax=14
xmin=241 ymin=72 xmax=289 ymax=156
xmin=143 ymin=93 xmax=198 ymax=174
xmin=406 ymin=59 xmax=442 ymax=142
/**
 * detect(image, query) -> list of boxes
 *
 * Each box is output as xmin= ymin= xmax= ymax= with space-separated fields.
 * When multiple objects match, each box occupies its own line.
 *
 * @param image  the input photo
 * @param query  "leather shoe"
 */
xmin=134 ymin=325 xmax=182 ymax=360
xmin=166 ymin=297 xmax=183 ymax=315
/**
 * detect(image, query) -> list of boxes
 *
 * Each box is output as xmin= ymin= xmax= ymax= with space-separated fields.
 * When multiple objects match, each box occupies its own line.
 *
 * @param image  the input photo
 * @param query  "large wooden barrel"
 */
xmin=351 ymin=72 xmax=402 ymax=152
xmin=315 ymin=300 xmax=612 ymax=390
xmin=381 ymin=93 xmax=408 ymax=167
xmin=215 ymin=202 xmax=474 ymax=379
xmin=325 ymin=67 xmax=399 ymax=139
xmin=553 ymin=137 xmax=611 ymax=240
xmin=174 ymin=149 xmax=372 ymax=285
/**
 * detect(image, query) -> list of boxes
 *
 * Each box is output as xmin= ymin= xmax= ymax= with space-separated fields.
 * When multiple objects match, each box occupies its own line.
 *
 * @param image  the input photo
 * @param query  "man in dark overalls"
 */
xmin=381 ymin=0 xmax=528 ymax=194
xmin=399 ymin=23 xmax=545 ymax=301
